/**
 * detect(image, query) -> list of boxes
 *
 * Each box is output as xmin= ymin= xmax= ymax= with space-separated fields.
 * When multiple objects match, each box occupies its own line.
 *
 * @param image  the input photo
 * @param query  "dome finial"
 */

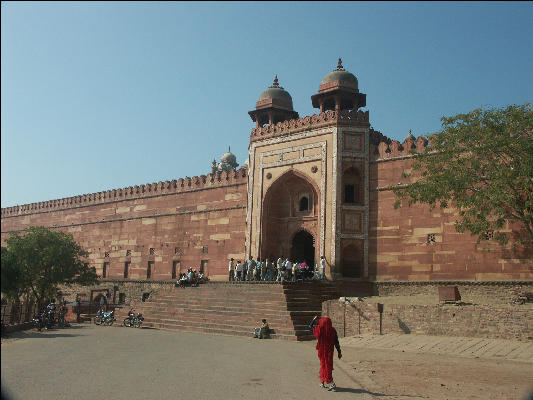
xmin=336 ymin=58 xmax=344 ymax=71
xmin=272 ymin=75 xmax=279 ymax=88
xmin=405 ymin=129 xmax=416 ymax=141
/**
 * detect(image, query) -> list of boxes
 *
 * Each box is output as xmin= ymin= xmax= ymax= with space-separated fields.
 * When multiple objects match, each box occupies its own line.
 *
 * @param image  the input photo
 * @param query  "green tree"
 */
xmin=1 ymin=246 xmax=25 ymax=301
xmin=1 ymin=226 xmax=98 ymax=303
xmin=393 ymin=104 xmax=533 ymax=246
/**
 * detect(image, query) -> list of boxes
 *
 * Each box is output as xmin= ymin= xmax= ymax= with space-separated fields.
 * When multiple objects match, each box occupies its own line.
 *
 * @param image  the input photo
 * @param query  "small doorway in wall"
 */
xmin=290 ymin=230 xmax=315 ymax=267
xmin=147 ymin=261 xmax=154 ymax=279
xmin=172 ymin=261 xmax=180 ymax=279
xmin=200 ymin=260 xmax=208 ymax=275
xmin=342 ymin=243 xmax=363 ymax=278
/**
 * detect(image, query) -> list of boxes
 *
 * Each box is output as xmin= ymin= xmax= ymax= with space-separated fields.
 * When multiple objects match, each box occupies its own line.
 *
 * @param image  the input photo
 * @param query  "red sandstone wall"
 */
xmin=368 ymin=143 xmax=532 ymax=281
xmin=323 ymin=299 xmax=533 ymax=341
xmin=1 ymin=169 xmax=248 ymax=281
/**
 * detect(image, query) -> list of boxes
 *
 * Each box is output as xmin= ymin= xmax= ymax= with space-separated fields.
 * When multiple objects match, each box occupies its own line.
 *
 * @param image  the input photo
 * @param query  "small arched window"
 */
xmin=299 ymin=196 xmax=309 ymax=211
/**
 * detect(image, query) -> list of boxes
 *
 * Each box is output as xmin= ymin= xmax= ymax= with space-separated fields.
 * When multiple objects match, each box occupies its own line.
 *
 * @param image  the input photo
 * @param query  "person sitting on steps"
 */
xmin=254 ymin=319 xmax=270 ymax=339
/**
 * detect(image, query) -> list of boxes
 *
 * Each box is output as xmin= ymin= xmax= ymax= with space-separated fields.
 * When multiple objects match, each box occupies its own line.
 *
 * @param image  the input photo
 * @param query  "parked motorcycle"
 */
xmin=123 ymin=309 xmax=144 ymax=328
xmin=103 ymin=310 xmax=115 ymax=326
xmin=94 ymin=308 xmax=115 ymax=326
xmin=44 ymin=303 xmax=56 ymax=329
xmin=32 ymin=311 xmax=46 ymax=332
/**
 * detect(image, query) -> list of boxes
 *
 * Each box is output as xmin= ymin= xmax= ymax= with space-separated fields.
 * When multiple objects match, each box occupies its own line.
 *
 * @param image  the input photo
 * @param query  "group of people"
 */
xmin=228 ymin=256 xmax=328 ymax=282
xmin=175 ymin=268 xmax=207 ymax=287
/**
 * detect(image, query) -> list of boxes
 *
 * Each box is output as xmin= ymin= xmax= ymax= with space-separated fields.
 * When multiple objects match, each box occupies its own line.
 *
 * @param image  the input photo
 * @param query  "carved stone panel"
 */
xmin=343 ymin=132 xmax=364 ymax=152
xmin=342 ymin=210 xmax=362 ymax=233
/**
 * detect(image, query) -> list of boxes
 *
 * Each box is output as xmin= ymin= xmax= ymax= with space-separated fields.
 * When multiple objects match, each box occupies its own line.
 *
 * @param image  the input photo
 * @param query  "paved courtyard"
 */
xmin=2 ymin=323 xmax=533 ymax=400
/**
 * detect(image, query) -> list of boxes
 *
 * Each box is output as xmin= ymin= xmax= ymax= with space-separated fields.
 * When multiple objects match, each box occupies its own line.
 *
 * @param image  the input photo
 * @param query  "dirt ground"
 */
xmin=338 ymin=343 xmax=533 ymax=400
xmin=339 ymin=293 xmax=533 ymax=399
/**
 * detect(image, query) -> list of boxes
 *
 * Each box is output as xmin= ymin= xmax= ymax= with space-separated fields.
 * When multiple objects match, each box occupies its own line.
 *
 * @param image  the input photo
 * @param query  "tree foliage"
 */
xmin=1 ymin=246 xmax=24 ymax=301
xmin=393 ymin=104 xmax=533 ymax=246
xmin=1 ymin=226 xmax=98 ymax=303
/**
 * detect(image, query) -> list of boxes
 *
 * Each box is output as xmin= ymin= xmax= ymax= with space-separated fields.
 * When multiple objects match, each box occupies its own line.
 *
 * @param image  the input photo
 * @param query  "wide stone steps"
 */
xmin=141 ymin=302 xmax=323 ymax=313
xmin=142 ymin=307 xmax=320 ymax=327
xmin=145 ymin=307 xmax=318 ymax=319
xmin=143 ymin=312 xmax=314 ymax=329
xmin=143 ymin=318 xmax=315 ymax=341
xmin=144 ymin=310 xmax=320 ymax=321
xmin=145 ymin=321 xmax=313 ymax=341
xmin=115 ymin=281 xmax=341 ymax=341
xmin=148 ymin=316 xmax=312 ymax=332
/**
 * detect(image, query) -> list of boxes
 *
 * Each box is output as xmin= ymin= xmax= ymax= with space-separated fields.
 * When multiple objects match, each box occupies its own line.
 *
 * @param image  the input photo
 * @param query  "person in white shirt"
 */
xmin=228 ymin=258 xmax=235 ymax=281
xmin=236 ymin=261 xmax=243 ymax=281
xmin=320 ymin=256 xmax=327 ymax=280
xmin=276 ymin=257 xmax=283 ymax=282
xmin=247 ymin=257 xmax=256 ymax=281
xmin=285 ymin=259 xmax=293 ymax=281
xmin=264 ymin=259 xmax=272 ymax=281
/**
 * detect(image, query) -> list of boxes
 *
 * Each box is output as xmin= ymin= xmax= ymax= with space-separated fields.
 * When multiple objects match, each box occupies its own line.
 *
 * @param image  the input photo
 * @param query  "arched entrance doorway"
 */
xmin=260 ymin=171 xmax=319 ymax=262
xmin=341 ymin=241 xmax=363 ymax=278
xmin=290 ymin=230 xmax=315 ymax=267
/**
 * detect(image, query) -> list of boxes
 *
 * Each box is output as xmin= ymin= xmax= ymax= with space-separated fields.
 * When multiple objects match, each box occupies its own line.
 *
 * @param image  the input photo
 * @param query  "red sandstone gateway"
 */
xmin=1 ymin=59 xmax=531 ymax=306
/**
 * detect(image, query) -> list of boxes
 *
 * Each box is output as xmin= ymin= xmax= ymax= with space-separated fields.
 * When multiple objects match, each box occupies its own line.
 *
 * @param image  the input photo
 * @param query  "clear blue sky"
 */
xmin=2 ymin=2 xmax=532 ymax=208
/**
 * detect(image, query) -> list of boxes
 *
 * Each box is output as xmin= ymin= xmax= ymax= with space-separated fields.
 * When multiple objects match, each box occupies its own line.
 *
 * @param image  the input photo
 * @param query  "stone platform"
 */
xmin=114 ymin=281 xmax=343 ymax=340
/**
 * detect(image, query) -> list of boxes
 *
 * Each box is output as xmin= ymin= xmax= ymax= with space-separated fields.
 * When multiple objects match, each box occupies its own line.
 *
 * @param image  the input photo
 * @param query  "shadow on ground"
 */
xmin=2 ymin=324 xmax=89 ymax=340
xmin=335 ymin=387 xmax=424 ymax=398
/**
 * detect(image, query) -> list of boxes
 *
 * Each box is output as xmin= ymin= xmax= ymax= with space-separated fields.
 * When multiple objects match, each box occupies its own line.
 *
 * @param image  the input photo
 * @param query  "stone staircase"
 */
xmin=114 ymin=281 xmax=341 ymax=341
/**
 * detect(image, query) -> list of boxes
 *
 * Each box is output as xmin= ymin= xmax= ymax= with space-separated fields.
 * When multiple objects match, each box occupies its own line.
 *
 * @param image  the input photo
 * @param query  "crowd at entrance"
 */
xmin=175 ymin=268 xmax=208 ymax=287
xmin=228 ymin=256 xmax=327 ymax=282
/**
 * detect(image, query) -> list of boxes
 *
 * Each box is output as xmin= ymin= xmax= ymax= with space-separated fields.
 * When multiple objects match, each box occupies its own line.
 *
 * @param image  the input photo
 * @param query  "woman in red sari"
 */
xmin=310 ymin=316 xmax=342 ymax=391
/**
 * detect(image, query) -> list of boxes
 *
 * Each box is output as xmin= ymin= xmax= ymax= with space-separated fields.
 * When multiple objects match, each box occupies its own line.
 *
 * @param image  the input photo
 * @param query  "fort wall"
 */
xmin=368 ymin=137 xmax=533 ymax=281
xmin=2 ymin=123 xmax=532 ymax=287
xmin=1 ymin=168 xmax=249 ymax=281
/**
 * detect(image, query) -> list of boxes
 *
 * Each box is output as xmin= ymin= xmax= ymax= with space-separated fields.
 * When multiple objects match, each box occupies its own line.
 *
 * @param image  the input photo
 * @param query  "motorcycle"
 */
xmin=32 ymin=311 xmax=46 ymax=332
xmin=94 ymin=308 xmax=115 ymax=326
xmin=123 ymin=309 xmax=144 ymax=328
xmin=44 ymin=303 xmax=56 ymax=329
xmin=103 ymin=310 xmax=115 ymax=326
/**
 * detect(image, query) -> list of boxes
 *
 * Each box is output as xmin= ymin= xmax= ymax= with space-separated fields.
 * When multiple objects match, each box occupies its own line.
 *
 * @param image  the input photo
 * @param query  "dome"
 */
xmin=217 ymin=147 xmax=239 ymax=172
xmin=221 ymin=151 xmax=237 ymax=165
xmin=321 ymin=58 xmax=358 ymax=87
xmin=257 ymin=76 xmax=293 ymax=105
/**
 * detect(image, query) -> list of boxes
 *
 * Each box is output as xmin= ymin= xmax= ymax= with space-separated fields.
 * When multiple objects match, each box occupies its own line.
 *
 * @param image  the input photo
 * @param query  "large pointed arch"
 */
xmin=290 ymin=229 xmax=315 ymax=268
xmin=259 ymin=170 xmax=320 ymax=262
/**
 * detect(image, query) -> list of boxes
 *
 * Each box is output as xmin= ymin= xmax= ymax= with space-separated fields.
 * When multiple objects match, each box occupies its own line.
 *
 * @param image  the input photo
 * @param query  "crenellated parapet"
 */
xmin=370 ymin=133 xmax=429 ymax=161
xmin=369 ymin=128 xmax=391 ymax=146
xmin=250 ymin=109 xmax=369 ymax=142
xmin=1 ymin=167 xmax=248 ymax=218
